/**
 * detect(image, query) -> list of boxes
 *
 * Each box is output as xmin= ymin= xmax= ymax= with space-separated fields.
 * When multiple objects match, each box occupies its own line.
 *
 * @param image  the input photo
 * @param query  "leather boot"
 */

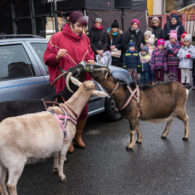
xmin=75 ymin=119 xmax=87 ymax=148
xmin=68 ymin=142 xmax=74 ymax=153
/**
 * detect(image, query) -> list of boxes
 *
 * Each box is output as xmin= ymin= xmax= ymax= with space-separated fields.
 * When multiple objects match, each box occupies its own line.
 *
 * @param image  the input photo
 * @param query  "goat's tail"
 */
xmin=0 ymin=163 xmax=8 ymax=195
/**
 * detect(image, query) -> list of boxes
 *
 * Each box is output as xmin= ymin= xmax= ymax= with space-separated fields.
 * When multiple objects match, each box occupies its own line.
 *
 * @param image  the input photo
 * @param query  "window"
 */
xmin=0 ymin=44 xmax=35 ymax=80
xmin=31 ymin=42 xmax=48 ymax=72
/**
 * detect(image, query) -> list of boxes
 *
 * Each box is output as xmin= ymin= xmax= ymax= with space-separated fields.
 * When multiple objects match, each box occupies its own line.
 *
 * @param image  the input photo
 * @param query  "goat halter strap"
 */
xmin=110 ymin=82 xmax=120 ymax=96
xmin=120 ymin=85 xmax=140 ymax=117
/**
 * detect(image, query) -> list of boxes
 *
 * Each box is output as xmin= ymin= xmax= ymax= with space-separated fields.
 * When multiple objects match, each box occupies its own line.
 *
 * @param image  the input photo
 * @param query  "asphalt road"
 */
xmin=18 ymin=90 xmax=195 ymax=195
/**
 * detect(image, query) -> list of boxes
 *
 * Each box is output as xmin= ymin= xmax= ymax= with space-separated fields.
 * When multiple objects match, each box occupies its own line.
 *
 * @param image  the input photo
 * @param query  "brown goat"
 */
xmin=88 ymin=66 xmax=189 ymax=150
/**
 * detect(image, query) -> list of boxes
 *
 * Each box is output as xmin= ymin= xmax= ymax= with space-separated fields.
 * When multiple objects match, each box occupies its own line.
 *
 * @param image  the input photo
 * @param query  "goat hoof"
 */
xmin=183 ymin=137 xmax=188 ymax=141
xmin=61 ymin=177 xmax=67 ymax=183
xmin=136 ymin=140 xmax=142 ymax=144
xmin=161 ymin=136 xmax=167 ymax=139
xmin=53 ymin=168 xmax=58 ymax=174
xmin=126 ymin=146 xmax=133 ymax=151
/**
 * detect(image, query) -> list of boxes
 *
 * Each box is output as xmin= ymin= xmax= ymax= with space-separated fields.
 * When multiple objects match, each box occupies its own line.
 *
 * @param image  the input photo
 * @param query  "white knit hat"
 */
xmin=95 ymin=18 xmax=102 ymax=23
xmin=144 ymin=28 xmax=152 ymax=37
xmin=147 ymin=34 xmax=155 ymax=45
xmin=184 ymin=34 xmax=192 ymax=43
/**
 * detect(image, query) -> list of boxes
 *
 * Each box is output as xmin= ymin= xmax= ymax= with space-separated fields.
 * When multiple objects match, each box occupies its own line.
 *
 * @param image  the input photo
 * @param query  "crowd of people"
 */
xmin=88 ymin=11 xmax=195 ymax=89
xmin=44 ymin=11 xmax=195 ymax=152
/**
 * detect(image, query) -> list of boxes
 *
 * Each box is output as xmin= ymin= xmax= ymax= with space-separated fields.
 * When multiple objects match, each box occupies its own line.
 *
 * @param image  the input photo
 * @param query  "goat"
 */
xmin=84 ymin=65 xmax=189 ymax=150
xmin=0 ymin=76 xmax=107 ymax=195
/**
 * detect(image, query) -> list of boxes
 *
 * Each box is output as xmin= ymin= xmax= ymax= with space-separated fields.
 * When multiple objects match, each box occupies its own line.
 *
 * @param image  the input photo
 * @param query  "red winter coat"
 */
xmin=43 ymin=24 xmax=94 ymax=93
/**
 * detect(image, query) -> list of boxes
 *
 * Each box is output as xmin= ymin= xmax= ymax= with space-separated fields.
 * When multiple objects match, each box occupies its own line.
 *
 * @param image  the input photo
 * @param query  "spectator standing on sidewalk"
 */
xmin=151 ymin=16 xmax=165 ymax=44
xmin=164 ymin=13 xmax=185 ymax=41
xmin=177 ymin=34 xmax=195 ymax=89
xmin=122 ymin=41 xmax=140 ymax=83
xmin=150 ymin=39 xmax=167 ymax=83
xmin=89 ymin=17 xmax=108 ymax=57
xmin=139 ymin=46 xmax=151 ymax=84
xmin=166 ymin=30 xmax=180 ymax=81
xmin=108 ymin=19 xmax=123 ymax=66
xmin=122 ymin=19 xmax=144 ymax=53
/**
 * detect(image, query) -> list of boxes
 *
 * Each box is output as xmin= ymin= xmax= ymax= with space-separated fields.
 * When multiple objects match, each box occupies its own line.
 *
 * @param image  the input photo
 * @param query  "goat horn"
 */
xmin=69 ymin=75 xmax=82 ymax=87
xmin=51 ymin=71 xmax=68 ymax=86
xmin=92 ymin=90 xmax=108 ymax=97
xmin=66 ymin=72 xmax=74 ymax=93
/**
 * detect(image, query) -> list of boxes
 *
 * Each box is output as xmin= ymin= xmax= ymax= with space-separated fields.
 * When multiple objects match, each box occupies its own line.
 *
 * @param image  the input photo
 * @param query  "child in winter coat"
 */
xmin=166 ymin=30 xmax=180 ymax=81
xmin=150 ymin=39 xmax=167 ymax=83
xmin=179 ymin=31 xmax=187 ymax=46
xmin=122 ymin=41 xmax=140 ymax=82
xmin=146 ymin=34 xmax=156 ymax=56
xmin=143 ymin=28 xmax=152 ymax=45
xmin=146 ymin=34 xmax=156 ymax=83
xmin=139 ymin=46 xmax=151 ymax=84
xmin=177 ymin=34 xmax=195 ymax=89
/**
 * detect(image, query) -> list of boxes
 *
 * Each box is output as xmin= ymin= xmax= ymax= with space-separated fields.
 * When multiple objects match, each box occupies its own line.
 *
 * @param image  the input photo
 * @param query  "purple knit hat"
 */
xmin=131 ymin=19 xmax=140 ymax=26
xmin=69 ymin=11 xmax=87 ymax=26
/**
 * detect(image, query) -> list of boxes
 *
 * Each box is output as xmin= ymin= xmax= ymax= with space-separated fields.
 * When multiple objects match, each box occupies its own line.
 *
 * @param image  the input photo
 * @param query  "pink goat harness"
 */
xmin=49 ymin=106 xmax=77 ymax=139
xmin=120 ymin=85 xmax=140 ymax=117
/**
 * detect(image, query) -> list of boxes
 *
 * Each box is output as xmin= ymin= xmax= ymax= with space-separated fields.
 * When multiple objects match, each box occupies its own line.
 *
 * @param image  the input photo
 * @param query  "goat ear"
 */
xmin=69 ymin=76 xmax=82 ymax=87
xmin=92 ymin=90 xmax=108 ymax=97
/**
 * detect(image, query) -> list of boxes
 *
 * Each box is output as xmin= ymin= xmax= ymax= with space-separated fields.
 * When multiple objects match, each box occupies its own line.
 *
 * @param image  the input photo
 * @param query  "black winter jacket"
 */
xmin=164 ymin=21 xmax=185 ymax=41
xmin=122 ymin=28 xmax=144 ymax=53
xmin=108 ymin=34 xmax=123 ymax=50
xmin=108 ymin=34 xmax=123 ymax=64
xmin=89 ymin=27 xmax=108 ymax=55
xmin=151 ymin=26 xmax=165 ymax=40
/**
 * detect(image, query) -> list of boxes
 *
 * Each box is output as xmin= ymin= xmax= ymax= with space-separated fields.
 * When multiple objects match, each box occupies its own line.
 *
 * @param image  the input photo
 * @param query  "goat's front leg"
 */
xmin=126 ymin=119 xmax=138 ymax=151
xmin=53 ymin=152 xmax=59 ymax=174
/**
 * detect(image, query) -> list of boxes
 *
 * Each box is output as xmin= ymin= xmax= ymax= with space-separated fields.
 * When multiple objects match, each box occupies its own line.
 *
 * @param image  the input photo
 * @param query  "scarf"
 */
xmin=128 ymin=49 xmax=136 ymax=53
xmin=112 ymin=32 xmax=118 ymax=36
xmin=62 ymin=24 xmax=83 ymax=42
xmin=94 ymin=24 xmax=103 ymax=31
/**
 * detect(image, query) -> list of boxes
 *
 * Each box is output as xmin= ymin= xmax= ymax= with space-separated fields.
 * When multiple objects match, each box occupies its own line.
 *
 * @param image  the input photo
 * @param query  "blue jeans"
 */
xmin=141 ymin=71 xmax=150 ymax=84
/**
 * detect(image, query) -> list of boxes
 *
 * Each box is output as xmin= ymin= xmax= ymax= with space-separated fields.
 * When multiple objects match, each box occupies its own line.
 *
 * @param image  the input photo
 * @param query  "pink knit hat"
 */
xmin=169 ymin=30 xmax=177 ymax=40
xmin=157 ymin=39 xmax=165 ymax=46
xmin=131 ymin=19 xmax=140 ymax=26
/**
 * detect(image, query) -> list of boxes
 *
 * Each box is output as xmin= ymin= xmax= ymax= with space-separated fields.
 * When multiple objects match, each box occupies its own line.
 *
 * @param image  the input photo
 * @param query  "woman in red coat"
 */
xmin=43 ymin=11 xmax=95 ymax=152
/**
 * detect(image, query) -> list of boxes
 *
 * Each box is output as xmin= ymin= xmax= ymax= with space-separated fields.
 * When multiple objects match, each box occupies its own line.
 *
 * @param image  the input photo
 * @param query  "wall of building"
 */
xmin=153 ymin=0 xmax=163 ymax=14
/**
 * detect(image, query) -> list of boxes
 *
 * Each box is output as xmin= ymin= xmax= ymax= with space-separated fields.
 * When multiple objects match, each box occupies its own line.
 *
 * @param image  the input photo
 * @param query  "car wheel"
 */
xmin=104 ymin=97 xmax=122 ymax=121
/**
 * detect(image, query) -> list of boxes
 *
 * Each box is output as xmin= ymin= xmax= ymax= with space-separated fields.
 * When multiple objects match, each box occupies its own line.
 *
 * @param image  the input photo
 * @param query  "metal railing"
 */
xmin=184 ymin=14 xmax=195 ymax=37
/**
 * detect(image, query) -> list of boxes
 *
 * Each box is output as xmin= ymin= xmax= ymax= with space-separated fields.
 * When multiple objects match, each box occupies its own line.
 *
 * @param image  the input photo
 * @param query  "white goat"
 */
xmin=0 ymin=76 xmax=107 ymax=195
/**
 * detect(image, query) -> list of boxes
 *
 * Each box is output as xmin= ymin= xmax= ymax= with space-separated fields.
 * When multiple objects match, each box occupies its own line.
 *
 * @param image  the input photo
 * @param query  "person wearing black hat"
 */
xmin=164 ymin=13 xmax=185 ymax=41
xmin=108 ymin=19 xmax=123 ymax=66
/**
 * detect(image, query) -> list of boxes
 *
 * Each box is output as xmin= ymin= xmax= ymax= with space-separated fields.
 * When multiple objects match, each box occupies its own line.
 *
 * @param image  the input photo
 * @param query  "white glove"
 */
xmin=167 ymin=44 xmax=172 ymax=50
